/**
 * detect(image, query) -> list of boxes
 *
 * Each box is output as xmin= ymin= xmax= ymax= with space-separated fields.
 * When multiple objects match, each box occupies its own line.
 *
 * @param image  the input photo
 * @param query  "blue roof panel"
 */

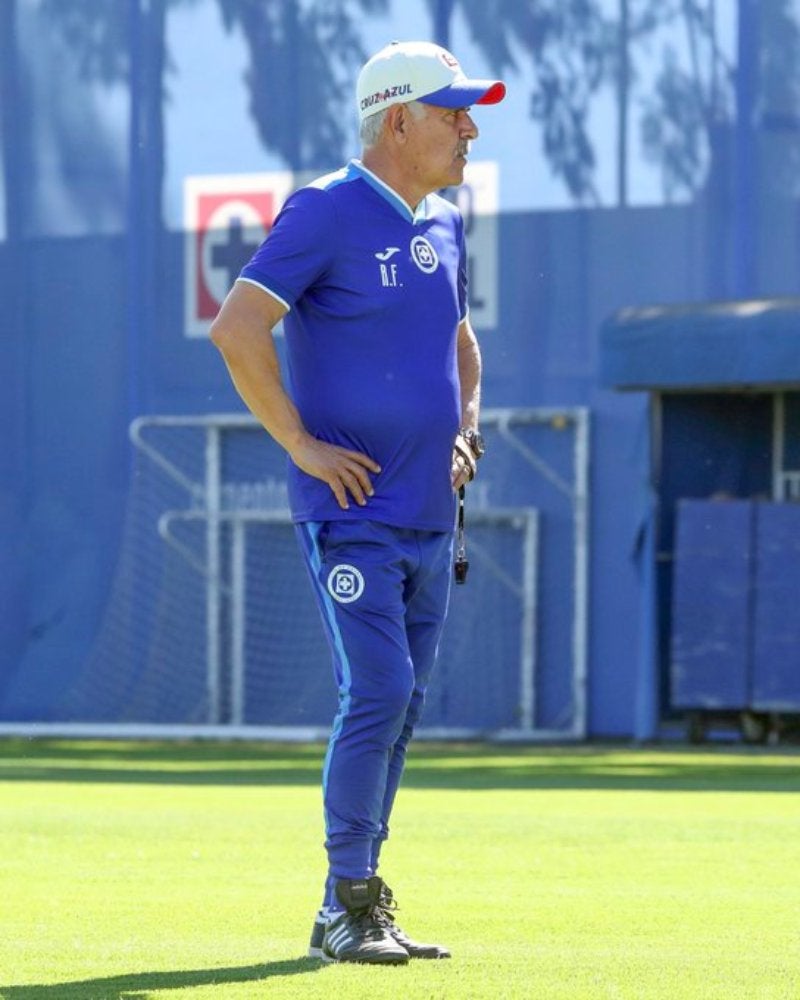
xmin=600 ymin=298 xmax=800 ymax=390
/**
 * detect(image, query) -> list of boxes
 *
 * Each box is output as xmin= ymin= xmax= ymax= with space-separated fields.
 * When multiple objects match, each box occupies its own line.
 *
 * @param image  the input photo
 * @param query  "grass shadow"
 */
xmin=0 ymin=739 xmax=799 ymax=792
xmin=1 ymin=957 xmax=328 ymax=999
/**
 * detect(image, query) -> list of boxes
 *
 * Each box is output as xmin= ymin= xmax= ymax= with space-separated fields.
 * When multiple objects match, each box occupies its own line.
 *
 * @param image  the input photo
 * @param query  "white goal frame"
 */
xmin=2 ymin=407 xmax=589 ymax=742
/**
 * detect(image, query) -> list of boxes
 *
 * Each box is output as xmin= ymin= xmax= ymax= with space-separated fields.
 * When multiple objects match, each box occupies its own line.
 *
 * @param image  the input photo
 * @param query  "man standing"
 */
xmin=210 ymin=40 xmax=504 ymax=965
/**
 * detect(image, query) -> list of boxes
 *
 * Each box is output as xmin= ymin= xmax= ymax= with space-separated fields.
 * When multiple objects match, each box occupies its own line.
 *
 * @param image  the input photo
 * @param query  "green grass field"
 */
xmin=1 ymin=740 xmax=799 ymax=1000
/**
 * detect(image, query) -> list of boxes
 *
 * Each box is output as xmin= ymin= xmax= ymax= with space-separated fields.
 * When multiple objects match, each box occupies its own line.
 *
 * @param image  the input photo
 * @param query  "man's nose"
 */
xmin=459 ymin=110 xmax=478 ymax=139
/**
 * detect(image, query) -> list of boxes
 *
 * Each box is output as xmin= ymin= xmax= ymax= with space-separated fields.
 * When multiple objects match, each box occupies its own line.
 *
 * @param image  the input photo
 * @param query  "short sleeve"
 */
xmin=239 ymin=187 xmax=337 ymax=310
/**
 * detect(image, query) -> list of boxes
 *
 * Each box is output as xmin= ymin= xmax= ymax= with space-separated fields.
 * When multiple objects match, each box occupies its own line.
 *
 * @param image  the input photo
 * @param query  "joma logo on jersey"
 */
xmin=375 ymin=246 xmax=402 ymax=287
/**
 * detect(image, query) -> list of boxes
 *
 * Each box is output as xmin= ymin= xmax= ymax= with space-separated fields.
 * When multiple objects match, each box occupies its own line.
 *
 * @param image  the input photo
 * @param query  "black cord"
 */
xmin=454 ymin=485 xmax=469 ymax=584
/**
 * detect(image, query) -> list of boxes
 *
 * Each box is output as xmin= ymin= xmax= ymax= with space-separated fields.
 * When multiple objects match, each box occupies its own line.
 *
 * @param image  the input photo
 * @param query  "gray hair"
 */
xmin=360 ymin=100 xmax=427 ymax=148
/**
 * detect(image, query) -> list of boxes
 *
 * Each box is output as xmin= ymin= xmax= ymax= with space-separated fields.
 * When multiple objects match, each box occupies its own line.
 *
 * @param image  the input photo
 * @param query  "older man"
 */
xmin=210 ymin=40 xmax=504 ymax=964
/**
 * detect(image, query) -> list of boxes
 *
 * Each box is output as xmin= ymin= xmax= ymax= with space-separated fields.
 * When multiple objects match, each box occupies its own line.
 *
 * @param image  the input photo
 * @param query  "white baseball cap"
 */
xmin=357 ymin=40 xmax=506 ymax=122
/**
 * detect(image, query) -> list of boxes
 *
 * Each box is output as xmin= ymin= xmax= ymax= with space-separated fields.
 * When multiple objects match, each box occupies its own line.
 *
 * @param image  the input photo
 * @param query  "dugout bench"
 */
xmin=601 ymin=297 xmax=800 ymax=742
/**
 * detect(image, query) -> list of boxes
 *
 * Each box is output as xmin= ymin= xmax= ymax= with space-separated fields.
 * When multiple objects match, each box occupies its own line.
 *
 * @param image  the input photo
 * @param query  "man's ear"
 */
xmin=386 ymin=104 xmax=410 ymax=143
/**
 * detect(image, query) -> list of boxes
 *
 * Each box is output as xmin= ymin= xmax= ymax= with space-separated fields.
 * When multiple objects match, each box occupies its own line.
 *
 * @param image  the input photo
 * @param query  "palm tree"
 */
xmin=37 ymin=0 xmax=387 ymax=192
xmin=431 ymin=0 xmax=614 ymax=204
xmin=216 ymin=0 xmax=388 ymax=171
xmin=429 ymin=0 xmax=793 ymax=209
xmin=15 ymin=0 xmax=800 ymax=216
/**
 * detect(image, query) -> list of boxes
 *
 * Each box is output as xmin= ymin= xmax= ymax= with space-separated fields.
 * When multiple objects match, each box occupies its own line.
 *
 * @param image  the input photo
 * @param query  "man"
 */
xmin=210 ymin=40 xmax=505 ymax=965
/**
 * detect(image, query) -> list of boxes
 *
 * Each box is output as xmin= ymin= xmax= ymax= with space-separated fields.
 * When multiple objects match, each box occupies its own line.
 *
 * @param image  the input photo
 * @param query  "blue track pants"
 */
xmin=296 ymin=519 xmax=453 ymax=882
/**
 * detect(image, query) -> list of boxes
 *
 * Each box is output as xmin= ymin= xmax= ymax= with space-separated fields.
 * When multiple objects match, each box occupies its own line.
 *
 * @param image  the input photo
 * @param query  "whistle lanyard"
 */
xmin=454 ymin=485 xmax=469 ymax=584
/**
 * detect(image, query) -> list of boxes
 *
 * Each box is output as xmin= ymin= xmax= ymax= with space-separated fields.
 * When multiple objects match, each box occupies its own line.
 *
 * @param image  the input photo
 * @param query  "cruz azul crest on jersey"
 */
xmin=373 ymin=236 xmax=439 ymax=287
xmin=410 ymin=235 xmax=439 ymax=274
xmin=327 ymin=563 xmax=365 ymax=604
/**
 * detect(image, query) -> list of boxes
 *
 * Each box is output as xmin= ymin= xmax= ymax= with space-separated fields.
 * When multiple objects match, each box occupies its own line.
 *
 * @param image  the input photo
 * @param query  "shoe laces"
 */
xmin=349 ymin=908 xmax=389 ymax=940
xmin=374 ymin=891 xmax=399 ymax=929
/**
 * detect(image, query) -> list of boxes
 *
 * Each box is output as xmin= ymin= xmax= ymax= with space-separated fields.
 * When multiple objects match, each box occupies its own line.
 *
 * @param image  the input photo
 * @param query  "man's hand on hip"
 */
xmin=290 ymin=437 xmax=382 ymax=510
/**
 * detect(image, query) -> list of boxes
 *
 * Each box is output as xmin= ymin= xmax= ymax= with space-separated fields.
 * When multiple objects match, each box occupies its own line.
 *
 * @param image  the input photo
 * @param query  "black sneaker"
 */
xmin=320 ymin=877 xmax=409 ymax=965
xmin=307 ymin=908 xmax=327 ymax=959
xmin=308 ymin=880 xmax=450 ymax=961
xmin=375 ymin=882 xmax=451 ymax=959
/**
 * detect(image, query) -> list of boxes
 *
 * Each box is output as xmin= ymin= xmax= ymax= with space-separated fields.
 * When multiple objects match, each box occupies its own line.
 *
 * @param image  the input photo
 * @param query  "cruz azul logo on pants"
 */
xmin=327 ymin=564 xmax=365 ymax=604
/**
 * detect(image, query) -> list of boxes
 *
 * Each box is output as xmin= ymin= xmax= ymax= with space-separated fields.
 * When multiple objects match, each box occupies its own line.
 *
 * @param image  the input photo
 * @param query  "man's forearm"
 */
xmin=457 ymin=335 xmax=482 ymax=430
xmin=210 ymin=281 xmax=311 ymax=457
xmin=217 ymin=334 xmax=308 ymax=456
xmin=210 ymin=281 xmax=381 ymax=510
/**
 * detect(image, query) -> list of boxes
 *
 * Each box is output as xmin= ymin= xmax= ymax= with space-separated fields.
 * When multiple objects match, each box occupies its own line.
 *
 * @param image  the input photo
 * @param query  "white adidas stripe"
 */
xmin=327 ymin=925 xmax=355 ymax=952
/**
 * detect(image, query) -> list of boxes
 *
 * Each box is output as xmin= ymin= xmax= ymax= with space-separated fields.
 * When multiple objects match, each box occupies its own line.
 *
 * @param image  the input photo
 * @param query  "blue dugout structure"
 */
xmin=5 ymin=0 xmax=800 ymax=739
xmin=602 ymin=298 xmax=800 ymax=739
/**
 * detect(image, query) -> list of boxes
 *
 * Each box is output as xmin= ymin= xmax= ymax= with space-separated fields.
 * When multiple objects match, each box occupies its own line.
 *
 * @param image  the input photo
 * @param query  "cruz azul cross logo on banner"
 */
xmin=183 ymin=172 xmax=294 ymax=338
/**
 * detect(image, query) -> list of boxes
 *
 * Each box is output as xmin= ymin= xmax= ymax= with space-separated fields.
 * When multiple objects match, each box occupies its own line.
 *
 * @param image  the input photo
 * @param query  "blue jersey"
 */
xmin=239 ymin=159 xmax=468 ymax=531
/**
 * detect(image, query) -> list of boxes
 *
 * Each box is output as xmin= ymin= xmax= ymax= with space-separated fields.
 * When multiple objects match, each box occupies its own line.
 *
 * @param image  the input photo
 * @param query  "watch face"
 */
xmin=468 ymin=430 xmax=485 ymax=457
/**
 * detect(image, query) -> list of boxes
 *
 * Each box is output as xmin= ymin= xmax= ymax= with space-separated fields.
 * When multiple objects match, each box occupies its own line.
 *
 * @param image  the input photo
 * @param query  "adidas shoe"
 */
xmin=307 ymin=879 xmax=450 ymax=961
xmin=375 ymin=882 xmax=451 ymax=959
xmin=307 ymin=908 xmax=327 ymax=959
xmin=320 ymin=877 xmax=409 ymax=965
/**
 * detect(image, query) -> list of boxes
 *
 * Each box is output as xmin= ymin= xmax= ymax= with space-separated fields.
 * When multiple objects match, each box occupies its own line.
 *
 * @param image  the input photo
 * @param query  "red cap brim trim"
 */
xmin=476 ymin=81 xmax=506 ymax=105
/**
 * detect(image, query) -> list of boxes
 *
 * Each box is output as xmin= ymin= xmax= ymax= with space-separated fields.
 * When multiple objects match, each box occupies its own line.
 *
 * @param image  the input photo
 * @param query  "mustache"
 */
xmin=456 ymin=141 xmax=472 ymax=157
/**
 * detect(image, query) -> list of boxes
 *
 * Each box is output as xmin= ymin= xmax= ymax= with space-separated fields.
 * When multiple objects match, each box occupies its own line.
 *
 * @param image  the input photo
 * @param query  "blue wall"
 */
xmin=3 ymin=203 xmax=765 ymax=735
xmin=5 ymin=0 xmax=800 ymax=736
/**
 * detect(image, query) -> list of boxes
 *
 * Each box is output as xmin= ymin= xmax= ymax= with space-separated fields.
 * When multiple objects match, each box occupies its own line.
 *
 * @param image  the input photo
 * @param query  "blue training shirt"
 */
xmin=239 ymin=159 xmax=468 ymax=532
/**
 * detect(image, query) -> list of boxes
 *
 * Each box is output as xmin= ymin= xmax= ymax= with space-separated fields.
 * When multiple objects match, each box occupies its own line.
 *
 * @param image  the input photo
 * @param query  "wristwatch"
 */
xmin=459 ymin=427 xmax=485 ymax=461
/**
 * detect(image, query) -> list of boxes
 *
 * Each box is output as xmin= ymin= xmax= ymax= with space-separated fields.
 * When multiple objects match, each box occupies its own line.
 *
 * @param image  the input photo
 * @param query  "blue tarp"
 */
xmin=670 ymin=499 xmax=753 ymax=711
xmin=601 ymin=298 xmax=800 ymax=390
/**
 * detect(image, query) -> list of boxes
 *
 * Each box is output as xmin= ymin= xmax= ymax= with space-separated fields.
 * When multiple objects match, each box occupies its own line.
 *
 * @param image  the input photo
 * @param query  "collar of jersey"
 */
xmin=350 ymin=160 xmax=428 ymax=224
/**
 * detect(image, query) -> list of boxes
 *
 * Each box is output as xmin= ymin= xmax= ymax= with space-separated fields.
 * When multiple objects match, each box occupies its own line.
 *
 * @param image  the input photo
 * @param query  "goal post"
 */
xmin=0 ymin=407 xmax=589 ymax=741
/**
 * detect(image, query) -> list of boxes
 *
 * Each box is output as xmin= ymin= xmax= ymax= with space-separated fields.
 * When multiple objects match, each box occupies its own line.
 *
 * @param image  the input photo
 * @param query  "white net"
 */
xmin=53 ymin=409 xmax=588 ymax=738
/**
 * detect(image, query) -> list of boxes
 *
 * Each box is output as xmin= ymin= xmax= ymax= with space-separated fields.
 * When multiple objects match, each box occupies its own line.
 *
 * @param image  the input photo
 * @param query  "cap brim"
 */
xmin=417 ymin=79 xmax=506 ymax=109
